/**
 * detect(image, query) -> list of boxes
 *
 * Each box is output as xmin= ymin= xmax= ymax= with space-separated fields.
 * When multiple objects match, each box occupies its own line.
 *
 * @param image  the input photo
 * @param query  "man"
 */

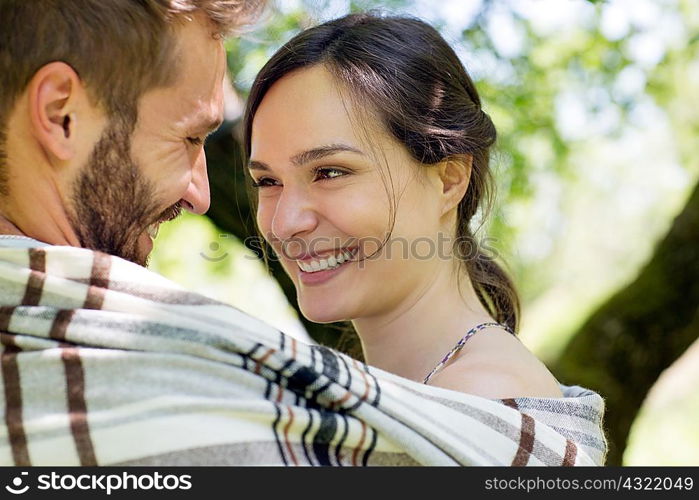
xmin=0 ymin=1 xmax=606 ymax=466
xmin=0 ymin=0 xmax=237 ymax=265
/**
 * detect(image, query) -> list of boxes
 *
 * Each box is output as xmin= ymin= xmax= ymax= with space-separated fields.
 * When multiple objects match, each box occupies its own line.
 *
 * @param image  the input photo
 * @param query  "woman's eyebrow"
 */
xmin=248 ymin=160 xmax=270 ymax=171
xmin=248 ymin=144 xmax=364 ymax=171
xmin=290 ymin=144 xmax=364 ymax=166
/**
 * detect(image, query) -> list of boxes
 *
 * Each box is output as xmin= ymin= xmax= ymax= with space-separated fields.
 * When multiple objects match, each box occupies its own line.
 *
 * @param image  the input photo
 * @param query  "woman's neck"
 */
xmin=352 ymin=260 xmax=496 ymax=382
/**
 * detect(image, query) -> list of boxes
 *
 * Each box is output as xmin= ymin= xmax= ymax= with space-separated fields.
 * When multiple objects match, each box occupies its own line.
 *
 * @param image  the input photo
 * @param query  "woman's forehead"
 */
xmin=257 ymin=68 xmax=398 ymax=149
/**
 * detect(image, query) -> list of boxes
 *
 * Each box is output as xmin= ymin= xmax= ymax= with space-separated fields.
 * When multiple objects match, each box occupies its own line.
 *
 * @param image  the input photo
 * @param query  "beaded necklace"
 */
xmin=422 ymin=321 xmax=512 ymax=384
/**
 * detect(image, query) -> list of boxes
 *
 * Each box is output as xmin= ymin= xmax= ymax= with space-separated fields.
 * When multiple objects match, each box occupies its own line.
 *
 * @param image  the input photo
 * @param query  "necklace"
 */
xmin=423 ymin=321 xmax=512 ymax=385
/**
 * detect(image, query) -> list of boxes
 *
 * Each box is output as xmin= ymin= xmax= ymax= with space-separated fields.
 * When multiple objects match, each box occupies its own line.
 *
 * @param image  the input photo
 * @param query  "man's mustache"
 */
xmin=154 ymin=202 xmax=183 ymax=225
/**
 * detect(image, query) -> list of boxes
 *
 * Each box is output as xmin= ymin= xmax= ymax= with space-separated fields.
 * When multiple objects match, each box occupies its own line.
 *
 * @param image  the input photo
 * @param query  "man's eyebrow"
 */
xmin=248 ymin=144 xmax=364 ymax=172
xmin=191 ymin=117 xmax=224 ymax=136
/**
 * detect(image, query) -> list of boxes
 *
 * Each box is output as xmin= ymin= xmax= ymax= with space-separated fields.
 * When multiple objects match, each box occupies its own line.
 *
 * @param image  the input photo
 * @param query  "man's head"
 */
xmin=0 ymin=0 xmax=263 ymax=265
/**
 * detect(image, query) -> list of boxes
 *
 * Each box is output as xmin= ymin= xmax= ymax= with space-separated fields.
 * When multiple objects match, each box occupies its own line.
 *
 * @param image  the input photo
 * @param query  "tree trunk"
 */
xmin=552 ymin=179 xmax=699 ymax=465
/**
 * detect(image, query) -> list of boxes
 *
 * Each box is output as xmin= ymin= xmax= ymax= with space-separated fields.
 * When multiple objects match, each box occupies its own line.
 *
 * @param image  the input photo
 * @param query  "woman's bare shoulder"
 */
xmin=427 ymin=327 xmax=563 ymax=399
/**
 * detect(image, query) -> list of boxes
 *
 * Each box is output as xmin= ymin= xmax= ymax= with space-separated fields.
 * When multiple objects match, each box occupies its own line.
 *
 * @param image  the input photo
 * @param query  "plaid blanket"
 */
xmin=0 ymin=243 xmax=607 ymax=466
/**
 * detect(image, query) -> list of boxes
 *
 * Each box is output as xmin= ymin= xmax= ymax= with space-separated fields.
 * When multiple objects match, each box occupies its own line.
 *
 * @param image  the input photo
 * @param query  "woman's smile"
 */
xmin=290 ymin=246 xmax=359 ymax=286
xmin=295 ymin=246 xmax=358 ymax=273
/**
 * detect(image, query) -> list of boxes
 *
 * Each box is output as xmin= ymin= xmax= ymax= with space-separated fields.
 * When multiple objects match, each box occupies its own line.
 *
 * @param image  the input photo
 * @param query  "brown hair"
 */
xmin=0 ymin=0 xmax=265 ymax=193
xmin=244 ymin=13 xmax=520 ymax=340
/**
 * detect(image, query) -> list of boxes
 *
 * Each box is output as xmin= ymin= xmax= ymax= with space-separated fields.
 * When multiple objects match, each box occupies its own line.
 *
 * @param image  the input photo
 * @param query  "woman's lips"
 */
xmin=295 ymin=247 xmax=358 ymax=271
xmin=297 ymin=255 xmax=354 ymax=286
xmin=294 ymin=247 xmax=359 ymax=286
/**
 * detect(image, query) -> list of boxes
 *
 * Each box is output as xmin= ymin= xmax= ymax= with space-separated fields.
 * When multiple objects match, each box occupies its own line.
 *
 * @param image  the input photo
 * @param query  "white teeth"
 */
xmin=297 ymin=248 xmax=356 ymax=273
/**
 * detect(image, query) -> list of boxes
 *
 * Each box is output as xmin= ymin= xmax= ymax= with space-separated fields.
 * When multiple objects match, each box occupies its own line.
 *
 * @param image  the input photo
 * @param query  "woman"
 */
xmin=244 ymin=13 xmax=564 ymax=399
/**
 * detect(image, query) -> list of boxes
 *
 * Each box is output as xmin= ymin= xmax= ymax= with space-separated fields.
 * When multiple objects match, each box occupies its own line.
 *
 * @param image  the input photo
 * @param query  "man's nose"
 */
xmin=182 ymin=149 xmax=210 ymax=215
xmin=270 ymin=185 xmax=319 ymax=244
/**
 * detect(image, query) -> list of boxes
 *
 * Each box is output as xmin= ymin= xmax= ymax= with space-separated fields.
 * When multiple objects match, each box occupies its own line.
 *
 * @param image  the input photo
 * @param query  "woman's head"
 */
xmin=244 ymin=13 xmax=520 ymax=332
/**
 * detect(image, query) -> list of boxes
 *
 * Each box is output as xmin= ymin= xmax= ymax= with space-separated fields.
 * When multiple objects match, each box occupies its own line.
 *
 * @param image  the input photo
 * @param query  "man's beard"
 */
xmin=69 ymin=116 xmax=181 ymax=267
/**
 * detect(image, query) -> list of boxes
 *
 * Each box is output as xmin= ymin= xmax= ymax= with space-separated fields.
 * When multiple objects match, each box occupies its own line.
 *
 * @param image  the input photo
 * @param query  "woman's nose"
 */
xmin=270 ymin=185 xmax=319 ymax=244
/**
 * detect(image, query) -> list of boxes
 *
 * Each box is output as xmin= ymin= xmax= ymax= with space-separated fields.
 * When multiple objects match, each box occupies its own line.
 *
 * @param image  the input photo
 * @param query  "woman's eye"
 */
xmin=250 ymin=177 xmax=279 ymax=188
xmin=314 ymin=167 xmax=347 ymax=180
xmin=250 ymin=168 xmax=347 ymax=189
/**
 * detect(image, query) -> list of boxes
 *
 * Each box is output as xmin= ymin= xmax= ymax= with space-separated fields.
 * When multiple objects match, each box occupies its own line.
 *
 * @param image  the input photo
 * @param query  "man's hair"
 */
xmin=0 ymin=0 xmax=264 ymax=193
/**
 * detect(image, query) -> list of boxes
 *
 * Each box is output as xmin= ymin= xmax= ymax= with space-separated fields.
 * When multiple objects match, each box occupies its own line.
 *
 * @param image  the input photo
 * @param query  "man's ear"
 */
xmin=438 ymin=155 xmax=472 ymax=216
xmin=27 ymin=62 xmax=85 ymax=162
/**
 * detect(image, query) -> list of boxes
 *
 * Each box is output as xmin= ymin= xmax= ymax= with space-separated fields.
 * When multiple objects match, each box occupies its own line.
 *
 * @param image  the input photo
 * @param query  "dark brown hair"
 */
xmin=243 ymin=12 xmax=520 ymax=336
xmin=0 ymin=0 xmax=265 ymax=194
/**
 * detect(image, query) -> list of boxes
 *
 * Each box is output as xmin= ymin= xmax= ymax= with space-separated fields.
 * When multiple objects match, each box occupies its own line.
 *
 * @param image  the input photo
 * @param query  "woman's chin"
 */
xmin=299 ymin=302 xmax=348 ymax=324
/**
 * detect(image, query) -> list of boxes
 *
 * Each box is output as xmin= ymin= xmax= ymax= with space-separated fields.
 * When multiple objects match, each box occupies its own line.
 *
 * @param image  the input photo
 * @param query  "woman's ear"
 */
xmin=438 ymin=155 xmax=472 ymax=216
xmin=27 ymin=62 xmax=84 ymax=163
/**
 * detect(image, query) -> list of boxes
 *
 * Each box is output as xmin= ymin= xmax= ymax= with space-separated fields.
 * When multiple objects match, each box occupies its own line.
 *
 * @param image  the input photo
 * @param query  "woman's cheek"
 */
xmin=256 ymin=202 xmax=274 ymax=237
xmin=255 ymin=202 xmax=294 ymax=276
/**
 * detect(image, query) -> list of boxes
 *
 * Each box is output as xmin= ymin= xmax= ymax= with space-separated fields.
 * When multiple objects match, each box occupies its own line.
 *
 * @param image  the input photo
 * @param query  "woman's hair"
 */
xmin=243 ymin=12 xmax=520 ymax=336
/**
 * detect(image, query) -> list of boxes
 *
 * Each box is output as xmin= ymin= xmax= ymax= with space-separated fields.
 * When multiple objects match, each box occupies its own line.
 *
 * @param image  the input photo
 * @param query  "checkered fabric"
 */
xmin=0 ymin=244 xmax=607 ymax=465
